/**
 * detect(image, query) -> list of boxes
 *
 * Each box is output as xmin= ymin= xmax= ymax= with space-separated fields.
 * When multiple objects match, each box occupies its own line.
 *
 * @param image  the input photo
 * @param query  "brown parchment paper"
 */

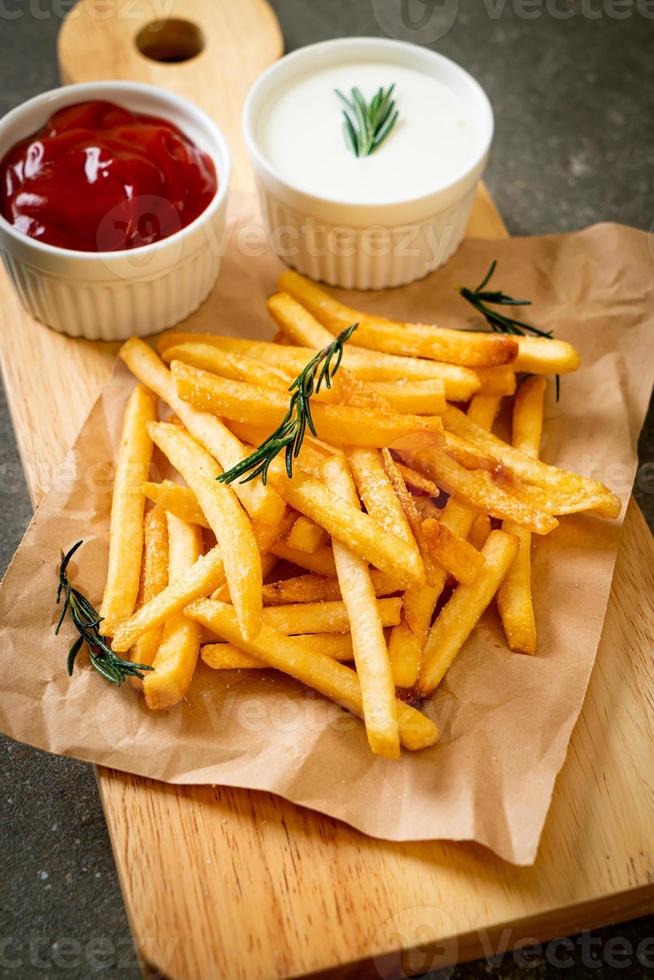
xmin=0 ymin=203 xmax=652 ymax=866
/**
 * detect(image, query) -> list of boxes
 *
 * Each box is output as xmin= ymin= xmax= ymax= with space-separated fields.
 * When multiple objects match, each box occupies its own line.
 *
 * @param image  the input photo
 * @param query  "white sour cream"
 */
xmin=256 ymin=61 xmax=480 ymax=206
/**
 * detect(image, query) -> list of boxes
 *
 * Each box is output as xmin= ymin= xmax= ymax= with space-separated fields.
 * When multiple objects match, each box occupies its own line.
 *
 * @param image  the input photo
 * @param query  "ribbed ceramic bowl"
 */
xmin=243 ymin=37 xmax=493 ymax=290
xmin=0 ymin=81 xmax=231 ymax=340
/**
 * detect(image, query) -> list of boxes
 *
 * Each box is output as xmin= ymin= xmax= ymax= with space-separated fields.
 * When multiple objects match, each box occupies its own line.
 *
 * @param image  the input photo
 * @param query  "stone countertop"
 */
xmin=0 ymin=2 xmax=652 ymax=977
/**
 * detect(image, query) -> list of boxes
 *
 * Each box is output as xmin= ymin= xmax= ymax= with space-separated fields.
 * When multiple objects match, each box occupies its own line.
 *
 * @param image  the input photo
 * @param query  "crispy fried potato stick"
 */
xmin=171 ymin=361 xmax=443 ymax=446
xmin=468 ymin=513 xmax=491 ymax=551
xmin=287 ymin=515 xmax=328 ymax=554
xmin=269 ymin=465 xmax=426 ymax=584
xmin=513 ymin=336 xmax=581 ymax=375
xmin=111 ymin=547 xmax=225 ymax=653
xmin=497 ymin=376 xmax=546 ymax=655
xmin=129 ymin=505 xmax=169 ymax=686
xmin=201 ymin=632 xmax=355 ymax=669
xmin=142 ymin=514 xmax=202 ymax=710
xmin=418 ymin=530 xmax=520 ymax=695
xmin=381 ymin=449 xmax=443 ymax=586
xmin=323 ymin=455 xmax=400 ymax=758
xmin=143 ymin=480 xmax=210 ymax=529
xmin=162 ymin=342 xmax=290 ymax=389
xmin=464 ymin=393 xmax=502 ymax=430
xmin=210 ymin=553 xmax=279 ymax=602
xmin=120 ymin=338 xmax=285 ymax=527
xmin=269 ymin=540 xmax=337 ymax=577
xmin=148 ymin=422 xmax=262 ymax=640
xmin=101 ymin=384 xmax=158 ymax=634
xmin=396 ymin=439 xmax=558 ymax=534
xmin=279 ymin=270 xmax=519 ymax=367
xmin=262 ymin=570 xmax=400 ymax=605
xmin=421 ymin=519 xmax=485 ymax=586
xmin=348 ymin=448 xmax=417 ymax=544
xmin=242 ymin=596 xmax=402 ymax=635
xmin=474 ymin=366 xmax=516 ymax=396
xmin=159 ymin=332 xmax=480 ymax=400
xmin=187 ymin=600 xmax=439 ymax=752
xmin=441 ymin=405 xmax=620 ymax=515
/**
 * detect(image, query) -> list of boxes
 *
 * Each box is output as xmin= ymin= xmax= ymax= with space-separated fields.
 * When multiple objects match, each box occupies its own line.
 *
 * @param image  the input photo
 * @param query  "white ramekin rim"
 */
xmin=0 ymin=80 xmax=232 ymax=263
xmin=243 ymin=36 xmax=494 ymax=217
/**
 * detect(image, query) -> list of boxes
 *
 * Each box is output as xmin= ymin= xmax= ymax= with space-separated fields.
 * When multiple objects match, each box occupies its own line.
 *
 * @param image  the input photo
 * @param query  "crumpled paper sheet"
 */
xmin=0 ymin=210 xmax=652 ymax=865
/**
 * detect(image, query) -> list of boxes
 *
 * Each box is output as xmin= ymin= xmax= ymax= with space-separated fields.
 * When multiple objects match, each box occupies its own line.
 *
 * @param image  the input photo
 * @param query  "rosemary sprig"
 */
xmin=56 ymin=540 xmax=153 ymax=686
xmin=335 ymin=84 xmax=399 ymax=157
xmin=218 ymin=324 xmax=358 ymax=485
xmin=459 ymin=260 xmax=560 ymax=399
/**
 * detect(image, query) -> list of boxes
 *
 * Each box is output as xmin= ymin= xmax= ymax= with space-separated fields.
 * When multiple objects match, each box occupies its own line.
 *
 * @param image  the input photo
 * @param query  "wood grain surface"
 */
xmin=0 ymin=1 xmax=649 ymax=977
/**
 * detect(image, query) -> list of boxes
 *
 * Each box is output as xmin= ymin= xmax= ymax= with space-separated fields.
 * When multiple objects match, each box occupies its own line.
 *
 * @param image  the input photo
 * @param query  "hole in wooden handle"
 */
xmin=135 ymin=19 xmax=205 ymax=64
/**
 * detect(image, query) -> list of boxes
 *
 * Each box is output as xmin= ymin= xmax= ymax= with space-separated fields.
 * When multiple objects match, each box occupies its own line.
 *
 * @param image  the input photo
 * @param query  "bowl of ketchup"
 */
xmin=0 ymin=82 xmax=231 ymax=340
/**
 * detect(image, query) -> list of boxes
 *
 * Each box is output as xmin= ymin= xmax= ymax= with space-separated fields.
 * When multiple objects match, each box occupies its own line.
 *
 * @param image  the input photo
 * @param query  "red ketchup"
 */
xmin=0 ymin=100 xmax=217 ymax=251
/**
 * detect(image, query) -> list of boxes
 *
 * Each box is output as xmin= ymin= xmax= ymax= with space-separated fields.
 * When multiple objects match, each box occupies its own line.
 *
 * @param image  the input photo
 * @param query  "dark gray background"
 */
xmin=0 ymin=1 xmax=652 ymax=977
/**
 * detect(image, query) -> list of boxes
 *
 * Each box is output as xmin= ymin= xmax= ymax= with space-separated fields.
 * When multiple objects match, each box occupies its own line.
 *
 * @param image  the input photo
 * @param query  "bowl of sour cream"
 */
xmin=243 ymin=37 xmax=493 ymax=290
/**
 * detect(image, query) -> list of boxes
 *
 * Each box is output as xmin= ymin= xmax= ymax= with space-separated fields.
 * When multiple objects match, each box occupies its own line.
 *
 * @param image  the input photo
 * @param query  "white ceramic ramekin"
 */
xmin=0 ymin=82 xmax=231 ymax=340
xmin=243 ymin=38 xmax=493 ymax=290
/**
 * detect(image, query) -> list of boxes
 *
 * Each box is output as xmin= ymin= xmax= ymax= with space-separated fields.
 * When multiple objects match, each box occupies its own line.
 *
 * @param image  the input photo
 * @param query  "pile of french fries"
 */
xmin=100 ymin=269 xmax=620 ymax=759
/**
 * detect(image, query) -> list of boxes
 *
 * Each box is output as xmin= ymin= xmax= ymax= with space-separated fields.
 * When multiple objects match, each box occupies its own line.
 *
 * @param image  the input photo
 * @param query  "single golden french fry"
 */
xmin=279 ymin=270 xmax=519 ymax=367
xmin=148 ymin=422 xmax=263 ymax=640
xmin=143 ymin=514 xmax=202 ymax=710
xmin=497 ymin=376 xmax=546 ymax=655
xmin=210 ymin=552 xmax=279 ymax=602
xmin=381 ymin=449 xmax=442 ymax=586
xmin=514 ymin=336 xmax=581 ymax=375
xmin=120 ymin=338 xmax=285 ymax=527
xmin=202 ymin=633 xmax=355 ymax=668
xmin=396 ymin=464 xmax=440 ymax=498
xmin=397 ymin=440 xmax=558 ymax=534
xmin=465 ymin=393 xmax=502 ymax=430
xmin=101 ymin=385 xmax=158 ymax=634
xmin=388 ymin=624 xmax=423 ymax=689
xmin=269 ymin=540 xmax=337 ymax=577
xmin=441 ymin=405 xmax=620 ymax=515
xmin=262 ymin=570 xmax=400 ymax=605
xmin=287 ymin=515 xmax=328 ymax=554
xmin=171 ymin=360 xmax=443 ymax=447
xmin=187 ymin=600 xmax=439 ymax=752
xmin=143 ymin=480 xmax=210 ymax=529
xmin=419 ymin=530 xmax=520 ymax=695
xmin=468 ymin=513 xmax=492 ymax=551
xmin=270 ymin=466 xmax=426 ymax=584
xmin=474 ymin=366 xmax=516 ymax=396
xmin=162 ymin=342 xmax=290 ymax=389
xmin=323 ymin=455 xmax=400 ymax=758
xmin=421 ymin=519 xmax=485 ymax=586
xmin=129 ymin=505 xmax=169 ymax=686
xmin=223 ymin=596 xmax=402 ymax=635
xmin=157 ymin=331 xmax=481 ymax=398
xmin=348 ymin=448 xmax=416 ymax=543
xmin=111 ymin=546 xmax=225 ymax=653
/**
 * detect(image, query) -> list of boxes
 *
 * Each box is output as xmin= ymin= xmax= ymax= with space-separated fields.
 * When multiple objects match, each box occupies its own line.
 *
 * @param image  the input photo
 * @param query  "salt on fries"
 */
xmin=78 ymin=268 xmax=620 ymax=756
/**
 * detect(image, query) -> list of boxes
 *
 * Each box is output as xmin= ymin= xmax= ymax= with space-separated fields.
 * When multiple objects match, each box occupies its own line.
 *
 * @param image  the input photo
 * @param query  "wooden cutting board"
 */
xmin=0 ymin=2 xmax=650 ymax=977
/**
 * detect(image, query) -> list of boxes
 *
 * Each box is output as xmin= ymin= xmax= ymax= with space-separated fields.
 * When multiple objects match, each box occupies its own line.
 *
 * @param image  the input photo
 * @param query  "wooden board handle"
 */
xmin=58 ymin=0 xmax=284 ymax=192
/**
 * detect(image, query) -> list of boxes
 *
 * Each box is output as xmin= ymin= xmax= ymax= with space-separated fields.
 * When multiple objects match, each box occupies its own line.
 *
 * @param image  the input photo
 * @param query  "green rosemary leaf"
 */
xmin=459 ymin=261 xmax=560 ymax=399
xmin=56 ymin=541 xmax=154 ymax=688
xmin=335 ymin=84 xmax=399 ymax=158
xmin=218 ymin=324 xmax=358 ymax=486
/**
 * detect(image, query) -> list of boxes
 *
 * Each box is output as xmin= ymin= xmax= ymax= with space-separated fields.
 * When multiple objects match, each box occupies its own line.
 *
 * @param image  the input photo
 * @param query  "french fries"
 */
xmin=287 ymin=515 xmax=328 ymax=554
xmin=142 ymin=514 xmax=202 ymax=710
xmin=171 ymin=360 xmax=443 ymax=446
xmin=120 ymin=338 xmax=286 ymax=527
xmin=497 ymin=377 xmax=545 ymax=654
xmin=89 ymin=262 xmax=617 ymax=760
xmin=418 ymin=531 xmax=520 ymax=695
xmin=129 ymin=504 xmax=169 ymax=684
xmin=323 ymin=455 xmax=400 ymax=758
xmin=187 ymin=600 xmax=439 ymax=751
xmin=100 ymin=385 xmax=157 ymax=634
xmin=159 ymin=332 xmax=481 ymax=400
xmin=279 ymin=270 xmax=519 ymax=367
xmin=262 ymin=570 xmax=400 ymax=605
xmin=148 ymin=422 xmax=263 ymax=640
